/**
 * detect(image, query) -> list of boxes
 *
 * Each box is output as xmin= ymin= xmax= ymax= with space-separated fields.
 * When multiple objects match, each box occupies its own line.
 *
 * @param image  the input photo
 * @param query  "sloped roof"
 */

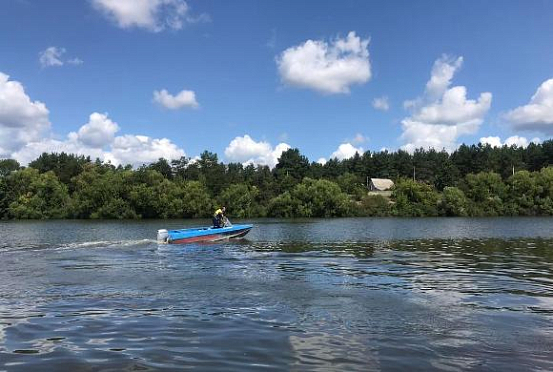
xmin=370 ymin=178 xmax=394 ymax=191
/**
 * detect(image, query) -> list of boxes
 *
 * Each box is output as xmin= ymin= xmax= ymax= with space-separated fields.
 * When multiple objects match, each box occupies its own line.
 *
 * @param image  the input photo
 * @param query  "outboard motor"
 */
xmin=157 ymin=229 xmax=169 ymax=243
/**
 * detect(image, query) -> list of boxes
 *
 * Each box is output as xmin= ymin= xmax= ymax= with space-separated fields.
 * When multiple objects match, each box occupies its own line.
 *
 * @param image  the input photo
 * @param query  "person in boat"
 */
xmin=212 ymin=206 xmax=226 ymax=228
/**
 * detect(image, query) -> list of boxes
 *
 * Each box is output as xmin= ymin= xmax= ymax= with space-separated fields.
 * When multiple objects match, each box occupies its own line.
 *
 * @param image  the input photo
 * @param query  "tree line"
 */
xmin=0 ymin=140 xmax=552 ymax=219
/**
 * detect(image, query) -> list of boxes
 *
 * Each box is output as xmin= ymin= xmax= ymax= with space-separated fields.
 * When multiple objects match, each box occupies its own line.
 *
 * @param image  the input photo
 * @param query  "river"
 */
xmin=1 ymin=218 xmax=553 ymax=371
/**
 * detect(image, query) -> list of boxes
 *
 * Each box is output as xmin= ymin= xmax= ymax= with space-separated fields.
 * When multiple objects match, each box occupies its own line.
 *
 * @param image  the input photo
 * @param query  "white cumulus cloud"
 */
xmin=0 ymin=72 xmax=50 ymax=157
xmin=330 ymin=143 xmax=363 ymax=160
xmin=39 ymin=47 xmax=83 ymax=68
xmin=12 ymin=137 xmax=106 ymax=166
xmin=224 ymin=134 xmax=291 ymax=168
xmin=400 ymin=55 xmax=492 ymax=152
xmin=0 ymin=73 xmax=185 ymax=166
xmin=277 ymin=31 xmax=371 ymax=94
xmin=479 ymin=136 xmax=502 ymax=148
xmin=505 ymin=78 xmax=553 ymax=134
xmin=401 ymin=120 xmax=480 ymax=154
xmin=425 ymin=55 xmax=463 ymax=100
xmin=412 ymin=86 xmax=491 ymax=126
xmin=372 ymin=96 xmax=390 ymax=111
xmin=480 ymin=135 xmax=540 ymax=148
xmin=77 ymin=112 xmax=120 ymax=148
xmin=6 ymin=109 xmax=185 ymax=167
xmin=105 ymin=134 xmax=185 ymax=166
xmin=92 ymin=0 xmax=206 ymax=32
xmin=13 ymin=131 xmax=185 ymax=168
xmin=505 ymin=135 xmax=535 ymax=147
xmin=153 ymin=89 xmax=199 ymax=109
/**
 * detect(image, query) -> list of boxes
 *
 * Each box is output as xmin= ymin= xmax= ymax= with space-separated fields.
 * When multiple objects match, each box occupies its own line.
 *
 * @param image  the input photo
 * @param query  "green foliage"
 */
xmin=181 ymin=181 xmax=212 ymax=218
xmin=275 ymin=148 xmax=310 ymax=184
xmin=197 ymin=151 xmax=226 ymax=195
xmin=358 ymin=195 xmax=391 ymax=216
xmin=29 ymin=152 xmax=90 ymax=186
xmin=91 ymin=198 xmax=138 ymax=219
xmin=534 ymin=167 xmax=553 ymax=214
xmin=218 ymin=184 xmax=262 ymax=218
xmin=336 ymin=172 xmax=365 ymax=199
xmin=392 ymin=179 xmax=439 ymax=217
xmin=69 ymin=165 xmax=134 ymax=219
xmin=144 ymin=158 xmax=173 ymax=179
xmin=505 ymin=170 xmax=538 ymax=215
xmin=129 ymin=170 xmax=178 ymax=218
xmin=170 ymin=156 xmax=189 ymax=180
xmin=0 ymin=160 xmax=19 ymax=218
xmin=267 ymin=192 xmax=299 ymax=218
xmin=461 ymin=172 xmax=507 ymax=216
xmin=267 ymin=178 xmax=352 ymax=217
xmin=0 ymin=159 xmax=20 ymax=178
xmin=439 ymin=187 xmax=469 ymax=216
xmin=1 ymin=140 xmax=553 ymax=220
xmin=298 ymin=178 xmax=352 ymax=217
xmin=5 ymin=168 xmax=69 ymax=219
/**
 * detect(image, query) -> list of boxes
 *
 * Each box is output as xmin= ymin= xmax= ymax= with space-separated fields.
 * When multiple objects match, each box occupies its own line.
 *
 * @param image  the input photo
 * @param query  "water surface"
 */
xmin=1 ymin=218 xmax=553 ymax=371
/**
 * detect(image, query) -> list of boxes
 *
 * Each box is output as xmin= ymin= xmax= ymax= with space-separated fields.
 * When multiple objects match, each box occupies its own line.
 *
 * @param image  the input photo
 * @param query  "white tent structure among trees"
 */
xmin=369 ymin=178 xmax=394 ymax=192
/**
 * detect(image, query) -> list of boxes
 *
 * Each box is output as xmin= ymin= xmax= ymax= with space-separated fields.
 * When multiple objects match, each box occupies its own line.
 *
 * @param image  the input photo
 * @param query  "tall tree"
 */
xmin=146 ymin=158 xmax=173 ymax=179
xmin=29 ymin=152 xmax=90 ymax=185
xmin=0 ymin=159 xmax=20 ymax=178
xmin=274 ymin=148 xmax=310 ymax=181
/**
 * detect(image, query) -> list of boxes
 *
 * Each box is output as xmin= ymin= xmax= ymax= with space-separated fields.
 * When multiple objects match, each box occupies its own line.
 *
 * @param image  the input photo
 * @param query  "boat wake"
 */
xmin=55 ymin=239 xmax=157 ymax=251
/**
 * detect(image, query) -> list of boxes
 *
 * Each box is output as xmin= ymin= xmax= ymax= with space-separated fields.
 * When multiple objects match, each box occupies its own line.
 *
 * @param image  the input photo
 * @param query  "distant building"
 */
xmin=369 ymin=178 xmax=394 ymax=192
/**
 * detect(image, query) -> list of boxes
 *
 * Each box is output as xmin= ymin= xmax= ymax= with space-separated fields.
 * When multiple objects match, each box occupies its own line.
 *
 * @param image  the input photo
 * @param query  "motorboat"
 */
xmin=157 ymin=223 xmax=253 ymax=244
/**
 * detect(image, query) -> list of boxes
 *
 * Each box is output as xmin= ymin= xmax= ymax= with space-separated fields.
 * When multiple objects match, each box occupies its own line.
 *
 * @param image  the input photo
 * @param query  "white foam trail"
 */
xmin=55 ymin=239 xmax=156 ymax=251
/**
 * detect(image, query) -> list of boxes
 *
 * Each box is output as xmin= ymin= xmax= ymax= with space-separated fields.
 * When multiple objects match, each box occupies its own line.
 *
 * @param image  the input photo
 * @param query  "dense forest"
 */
xmin=1 ymin=140 xmax=553 ymax=219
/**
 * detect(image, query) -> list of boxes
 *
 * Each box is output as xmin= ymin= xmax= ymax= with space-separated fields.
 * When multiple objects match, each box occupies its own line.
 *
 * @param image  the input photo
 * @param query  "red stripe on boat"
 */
xmin=169 ymin=233 xmax=223 ymax=244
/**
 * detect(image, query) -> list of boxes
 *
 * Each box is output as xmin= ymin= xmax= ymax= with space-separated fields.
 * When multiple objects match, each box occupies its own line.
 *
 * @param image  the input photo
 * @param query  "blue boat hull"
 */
xmin=157 ymin=224 xmax=253 ymax=244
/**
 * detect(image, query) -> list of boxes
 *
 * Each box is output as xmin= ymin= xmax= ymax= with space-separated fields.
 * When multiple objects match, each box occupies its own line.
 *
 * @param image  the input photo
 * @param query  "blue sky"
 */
xmin=1 ymin=0 xmax=552 ymax=166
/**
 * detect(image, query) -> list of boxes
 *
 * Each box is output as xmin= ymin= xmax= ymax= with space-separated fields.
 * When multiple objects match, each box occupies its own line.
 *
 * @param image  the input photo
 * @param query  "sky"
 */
xmin=1 ymin=0 xmax=553 ymax=166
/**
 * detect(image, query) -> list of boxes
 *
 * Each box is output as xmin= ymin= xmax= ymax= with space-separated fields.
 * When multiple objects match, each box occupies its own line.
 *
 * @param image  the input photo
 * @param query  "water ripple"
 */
xmin=1 ymin=220 xmax=553 ymax=370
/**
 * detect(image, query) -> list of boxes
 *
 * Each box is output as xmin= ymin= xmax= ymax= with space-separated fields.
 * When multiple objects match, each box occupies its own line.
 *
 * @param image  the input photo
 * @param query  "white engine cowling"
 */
xmin=157 ymin=229 xmax=169 ymax=243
